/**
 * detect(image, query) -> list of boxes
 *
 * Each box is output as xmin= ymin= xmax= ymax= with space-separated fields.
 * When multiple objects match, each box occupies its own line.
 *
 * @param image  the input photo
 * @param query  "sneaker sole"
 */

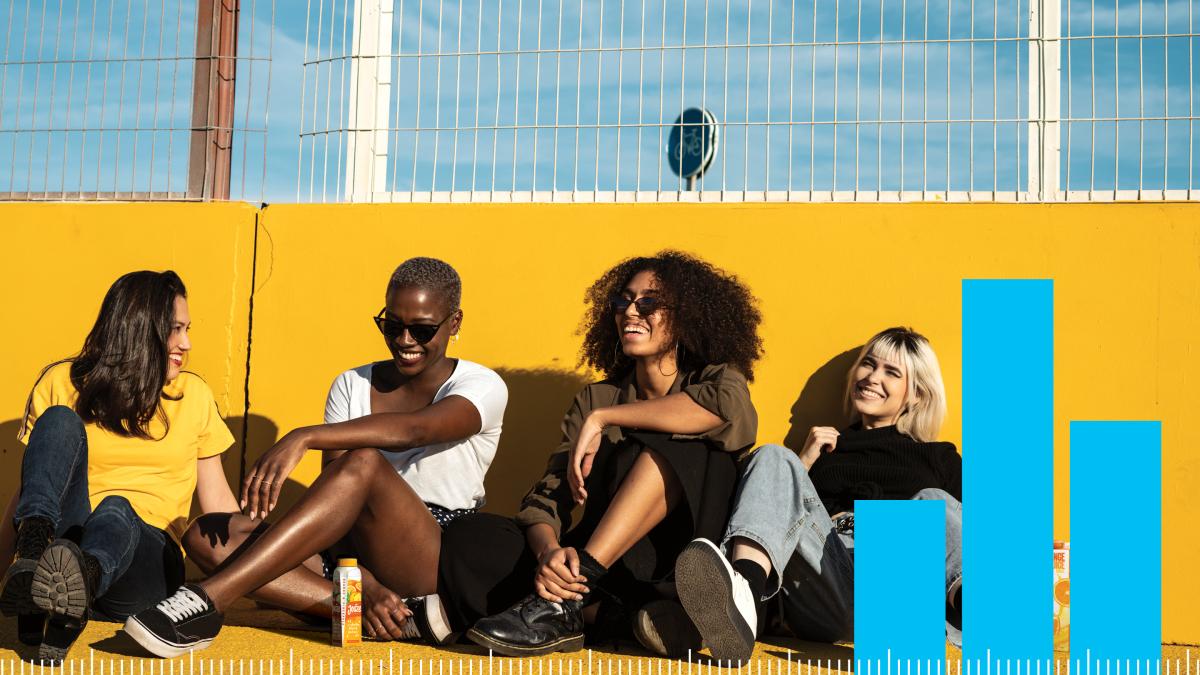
xmin=31 ymin=540 xmax=89 ymax=620
xmin=418 ymin=594 xmax=459 ymax=646
xmin=675 ymin=540 xmax=755 ymax=663
xmin=632 ymin=600 xmax=703 ymax=659
xmin=123 ymin=615 xmax=214 ymax=659
xmin=0 ymin=558 xmax=39 ymax=616
xmin=465 ymin=627 xmax=584 ymax=657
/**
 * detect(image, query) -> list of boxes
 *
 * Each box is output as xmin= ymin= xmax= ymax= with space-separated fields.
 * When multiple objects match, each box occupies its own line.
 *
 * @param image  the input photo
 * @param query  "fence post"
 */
xmin=188 ymin=0 xmax=240 ymax=201
xmin=345 ymin=0 xmax=395 ymax=202
xmin=1028 ymin=0 xmax=1062 ymax=201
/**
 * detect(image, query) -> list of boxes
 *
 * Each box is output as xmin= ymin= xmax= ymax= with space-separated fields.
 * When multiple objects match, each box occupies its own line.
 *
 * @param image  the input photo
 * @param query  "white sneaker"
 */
xmin=675 ymin=538 xmax=757 ymax=663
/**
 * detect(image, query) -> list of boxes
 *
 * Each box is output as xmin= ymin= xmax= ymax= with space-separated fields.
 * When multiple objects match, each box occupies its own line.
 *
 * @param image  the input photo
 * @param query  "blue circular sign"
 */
xmin=668 ymin=108 xmax=719 ymax=180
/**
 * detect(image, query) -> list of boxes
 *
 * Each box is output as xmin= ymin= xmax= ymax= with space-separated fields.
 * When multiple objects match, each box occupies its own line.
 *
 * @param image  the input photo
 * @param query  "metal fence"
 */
xmin=297 ymin=0 xmax=1198 ymax=202
xmin=0 ymin=0 xmax=275 ymax=201
xmin=0 ymin=0 xmax=1194 ymax=203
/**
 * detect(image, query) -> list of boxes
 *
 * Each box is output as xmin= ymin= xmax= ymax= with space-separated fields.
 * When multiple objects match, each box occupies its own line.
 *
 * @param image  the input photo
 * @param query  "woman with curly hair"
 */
xmin=437 ymin=250 xmax=763 ymax=657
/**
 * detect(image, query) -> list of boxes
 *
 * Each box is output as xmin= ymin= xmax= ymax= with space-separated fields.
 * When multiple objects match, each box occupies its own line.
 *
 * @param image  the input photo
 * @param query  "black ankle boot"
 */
xmin=466 ymin=552 xmax=607 ymax=657
xmin=1 ymin=517 xmax=55 ymax=617
xmin=33 ymin=541 xmax=97 ymax=664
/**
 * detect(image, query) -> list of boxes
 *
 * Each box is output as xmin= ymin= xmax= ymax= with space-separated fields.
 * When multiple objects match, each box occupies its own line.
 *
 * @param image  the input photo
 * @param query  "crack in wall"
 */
xmin=238 ymin=210 xmax=262 ymax=488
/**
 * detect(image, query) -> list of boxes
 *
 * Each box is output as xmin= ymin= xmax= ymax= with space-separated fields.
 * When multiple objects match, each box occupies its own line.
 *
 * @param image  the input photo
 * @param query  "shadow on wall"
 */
xmin=226 ymin=414 xmax=315 ymax=522
xmin=782 ymin=347 xmax=862 ymax=452
xmin=0 ymin=419 xmax=21 ymax=508
xmin=225 ymin=414 xmax=280 ymax=490
xmin=484 ymin=367 xmax=593 ymax=518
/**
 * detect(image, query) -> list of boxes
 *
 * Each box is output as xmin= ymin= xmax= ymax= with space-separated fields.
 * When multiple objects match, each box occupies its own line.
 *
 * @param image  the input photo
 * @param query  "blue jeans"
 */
xmin=720 ymin=444 xmax=963 ymax=647
xmin=14 ymin=406 xmax=185 ymax=620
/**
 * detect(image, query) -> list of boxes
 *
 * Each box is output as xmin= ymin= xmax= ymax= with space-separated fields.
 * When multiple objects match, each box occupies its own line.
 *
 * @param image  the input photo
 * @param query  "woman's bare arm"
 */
xmin=195 ymin=455 xmax=241 ymax=515
xmin=243 ymin=396 xmax=482 ymax=518
xmin=589 ymin=393 xmax=722 ymax=436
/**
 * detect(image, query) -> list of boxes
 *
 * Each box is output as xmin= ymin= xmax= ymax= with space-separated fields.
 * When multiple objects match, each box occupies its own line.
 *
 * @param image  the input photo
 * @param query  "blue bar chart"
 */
xmin=855 ymin=500 xmax=946 ymax=665
xmin=963 ymin=279 xmax=1055 ymax=660
xmin=1071 ymin=421 xmax=1162 ymax=663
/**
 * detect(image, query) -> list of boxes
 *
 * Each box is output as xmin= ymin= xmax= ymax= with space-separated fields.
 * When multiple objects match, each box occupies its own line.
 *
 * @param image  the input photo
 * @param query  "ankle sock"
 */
xmin=732 ymin=559 xmax=768 ymax=599
xmin=81 ymin=552 xmax=102 ymax=596
xmin=15 ymin=517 xmax=54 ymax=561
xmin=577 ymin=550 xmax=609 ymax=583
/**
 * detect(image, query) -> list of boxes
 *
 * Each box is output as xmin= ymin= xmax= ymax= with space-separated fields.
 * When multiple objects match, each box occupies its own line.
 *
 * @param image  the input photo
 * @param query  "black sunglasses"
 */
xmin=373 ymin=308 xmax=456 ymax=345
xmin=610 ymin=294 xmax=667 ymax=317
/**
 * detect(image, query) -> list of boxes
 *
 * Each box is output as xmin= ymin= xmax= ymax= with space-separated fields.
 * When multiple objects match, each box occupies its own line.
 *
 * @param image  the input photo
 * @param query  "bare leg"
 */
xmin=182 ymin=513 xmax=333 ymax=618
xmin=730 ymin=537 xmax=773 ymax=576
xmin=198 ymin=449 xmax=441 ymax=612
xmin=583 ymin=449 xmax=682 ymax=568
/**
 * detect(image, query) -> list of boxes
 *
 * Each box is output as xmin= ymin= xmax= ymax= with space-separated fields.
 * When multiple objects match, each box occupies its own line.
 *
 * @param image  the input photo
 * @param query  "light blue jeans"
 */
xmin=720 ymin=444 xmax=962 ymax=647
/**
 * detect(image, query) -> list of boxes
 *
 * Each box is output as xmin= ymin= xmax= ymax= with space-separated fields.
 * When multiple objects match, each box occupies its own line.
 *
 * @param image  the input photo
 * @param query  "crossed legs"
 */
xmin=189 ymin=448 xmax=441 ymax=613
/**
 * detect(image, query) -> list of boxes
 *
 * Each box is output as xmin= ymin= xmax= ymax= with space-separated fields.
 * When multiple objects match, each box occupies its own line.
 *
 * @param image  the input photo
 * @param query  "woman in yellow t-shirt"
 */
xmin=0 ymin=270 xmax=239 ymax=663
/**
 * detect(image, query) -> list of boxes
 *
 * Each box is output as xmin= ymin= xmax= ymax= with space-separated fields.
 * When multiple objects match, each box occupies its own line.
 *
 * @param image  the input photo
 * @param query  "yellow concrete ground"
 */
xmin=0 ymin=607 xmax=1193 ymax=672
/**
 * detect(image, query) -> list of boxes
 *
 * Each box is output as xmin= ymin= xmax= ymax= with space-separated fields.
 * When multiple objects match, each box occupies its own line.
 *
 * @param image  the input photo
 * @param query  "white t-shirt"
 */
xmin=323 ymin=359 xmax=508 ymax=511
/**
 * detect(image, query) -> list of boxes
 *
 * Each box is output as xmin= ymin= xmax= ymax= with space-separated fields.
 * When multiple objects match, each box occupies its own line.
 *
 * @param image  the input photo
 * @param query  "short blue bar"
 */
xmin=855 ymin=500 xmax=945 ymax=665
xmin=963 ymin=279 xmax=1054 ymax=660
xmin=1070 ymin=421 xmax=1162 ymax=662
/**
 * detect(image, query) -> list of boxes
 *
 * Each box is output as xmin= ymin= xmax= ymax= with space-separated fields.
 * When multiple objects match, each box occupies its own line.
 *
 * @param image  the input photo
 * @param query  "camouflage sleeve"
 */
xmin=513 ymin=388 xmax=591 ymax=538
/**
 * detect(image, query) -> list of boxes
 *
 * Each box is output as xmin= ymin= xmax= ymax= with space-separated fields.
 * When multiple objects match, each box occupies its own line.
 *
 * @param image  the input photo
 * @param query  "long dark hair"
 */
xmin=70 ymin=270 xmax=187 ymax=438
xmin=578 ymin=251 xmax=764 ymax=381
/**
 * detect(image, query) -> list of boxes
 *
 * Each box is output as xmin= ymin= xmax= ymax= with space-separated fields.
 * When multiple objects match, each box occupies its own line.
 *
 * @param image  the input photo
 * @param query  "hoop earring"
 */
xmin=657 ymin=342 xmax=681 ymax=378
xmin=452 ymin=333 xmax=460 ymax=342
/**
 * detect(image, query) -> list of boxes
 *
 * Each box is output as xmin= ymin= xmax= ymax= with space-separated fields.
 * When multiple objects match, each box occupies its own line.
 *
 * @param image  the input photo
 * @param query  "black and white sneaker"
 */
xmin=123 ymin=584 xmax=224 ymax=658
xmin=675 ymin=539 xmax=758 ymax=664
xmin=406 ymin=594 xmax=458 ymax=645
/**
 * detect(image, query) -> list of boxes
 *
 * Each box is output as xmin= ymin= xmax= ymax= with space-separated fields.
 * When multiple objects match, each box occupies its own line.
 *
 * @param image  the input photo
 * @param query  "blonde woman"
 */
xmin=672 ymin=327 xmax=962 ymax=662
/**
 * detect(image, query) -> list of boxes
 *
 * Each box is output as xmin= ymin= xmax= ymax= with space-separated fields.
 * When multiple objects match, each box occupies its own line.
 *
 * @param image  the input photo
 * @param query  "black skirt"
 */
xmin=438 ymin=432 xmax=739 ymax=631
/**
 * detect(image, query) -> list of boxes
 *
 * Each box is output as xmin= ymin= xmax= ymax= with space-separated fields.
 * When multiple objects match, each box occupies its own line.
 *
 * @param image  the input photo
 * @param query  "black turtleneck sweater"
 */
xmin=806 ymin=424 xmax=962 ymax=515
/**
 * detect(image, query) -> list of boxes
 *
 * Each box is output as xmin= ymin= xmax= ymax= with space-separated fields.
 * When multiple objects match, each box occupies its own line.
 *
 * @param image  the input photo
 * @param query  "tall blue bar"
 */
xmin=1070 ymin=421 xmax=1161 ymax=662
xmin=963 ymin=279 xmax=1054 ymax=660
xmin=855 ymin=500 xmax=945 ymax=666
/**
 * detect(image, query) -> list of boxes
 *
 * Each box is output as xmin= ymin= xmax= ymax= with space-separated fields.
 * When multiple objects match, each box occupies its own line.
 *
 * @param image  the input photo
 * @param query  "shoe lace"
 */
xmin=394 ymin=598 xmax=422 ymax=640
xmin=156 ymin=588 xmax=209 ymax=623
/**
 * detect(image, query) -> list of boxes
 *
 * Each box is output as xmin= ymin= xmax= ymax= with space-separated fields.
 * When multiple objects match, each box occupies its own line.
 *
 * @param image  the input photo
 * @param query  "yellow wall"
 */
xmin=1 ymin=201 xmax=1197 ymax=643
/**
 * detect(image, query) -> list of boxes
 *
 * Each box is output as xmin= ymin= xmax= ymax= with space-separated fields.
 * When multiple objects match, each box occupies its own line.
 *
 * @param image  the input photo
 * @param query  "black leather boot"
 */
xmin=33 ymin=540 xmax=100 ymax=664
xmin=466 ymin=552 xmax=607 ymax=657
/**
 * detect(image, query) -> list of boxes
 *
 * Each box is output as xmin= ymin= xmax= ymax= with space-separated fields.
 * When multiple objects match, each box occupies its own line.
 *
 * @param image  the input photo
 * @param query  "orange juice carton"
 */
xmin=1053 ymin=541 xmax=1070 ymax=652
xmin=333 ymin=558 xmax=363 ymax=646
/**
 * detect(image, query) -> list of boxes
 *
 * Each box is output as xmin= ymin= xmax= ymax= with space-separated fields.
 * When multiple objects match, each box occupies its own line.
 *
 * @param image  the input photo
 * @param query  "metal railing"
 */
xmin=296 ymin=0 xmax=1198 ymax=202
xmin=0 ymin=0 xmax=276 ymax=202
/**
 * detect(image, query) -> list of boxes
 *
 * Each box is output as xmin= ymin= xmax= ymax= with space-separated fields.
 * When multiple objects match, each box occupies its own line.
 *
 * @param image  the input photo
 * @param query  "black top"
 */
xmin=807 ymin=424 xmax=962 ymax=515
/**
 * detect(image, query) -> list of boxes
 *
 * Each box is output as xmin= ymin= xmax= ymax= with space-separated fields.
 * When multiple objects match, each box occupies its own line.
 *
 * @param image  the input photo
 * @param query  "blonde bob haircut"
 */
xmin=843 ymin=327 xmax=947 ymax=442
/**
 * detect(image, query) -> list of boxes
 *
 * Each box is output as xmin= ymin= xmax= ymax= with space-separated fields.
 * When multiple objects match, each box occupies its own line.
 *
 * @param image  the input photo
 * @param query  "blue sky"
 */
xmin=0 ymin=0 xmax=1196 ymax=201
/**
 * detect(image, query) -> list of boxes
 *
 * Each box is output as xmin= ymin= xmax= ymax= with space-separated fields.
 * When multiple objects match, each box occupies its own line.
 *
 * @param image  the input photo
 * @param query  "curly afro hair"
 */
xmin=578 ymin=250 xmax=764 ymax=381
